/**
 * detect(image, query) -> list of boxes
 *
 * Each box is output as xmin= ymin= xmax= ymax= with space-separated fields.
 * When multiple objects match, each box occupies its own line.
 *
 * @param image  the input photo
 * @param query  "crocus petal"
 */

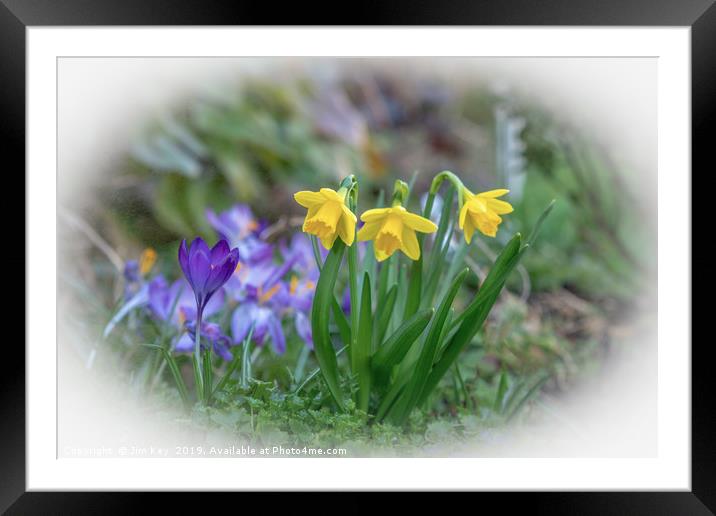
xmin=267 ymin=314 xmax=286 ymax=354
xmin=189 ymin=249 xmax=211 ymax=301
xmin=202 ymin=289 xmax=225 ymax=318
xmin=295 ymin=311 xmax=313 ymax=349
xmin=174 ymin=333 xmax=194 ymax=353
xmin=231 ymin=303 xmax=255 ymax=344
xmin=178 ymin=239 xmax=191 ymax=283
xmin=206 ymin=249 xmax=239 ymax=294
xmin=210 ymin=239 xmax=231 ymax=264
xmin=148 ymin=276 xmax=169 ymax=320
xmin=213 ymin=337 xmax=234 ymax=361
xmin=188 ymin=236 xmax=210 ymax=261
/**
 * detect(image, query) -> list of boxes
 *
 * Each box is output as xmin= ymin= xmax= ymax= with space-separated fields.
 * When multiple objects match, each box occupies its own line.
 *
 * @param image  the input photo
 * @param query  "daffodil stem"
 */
xmin=347 ymin=185 xmax=360 ymax=378
xmin=430 ymin=170 xmax=465 ymax=209
xmin=347 ymin=238 xmax=360 ymax=371
xmin=403 ymin=190 xmax=436 ymax=319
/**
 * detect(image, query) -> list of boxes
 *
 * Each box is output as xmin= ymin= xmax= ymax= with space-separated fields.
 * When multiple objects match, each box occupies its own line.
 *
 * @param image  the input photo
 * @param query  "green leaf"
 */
xmin=450 ymin=233 xmax=522 ymax=331
xmin=419 ymin=237 xmax=529 ymax=407
xmin=526 ymin=199 xmax=556 ymax=247
xmin=240 ymin=324 xmax=255 ymax=389
xmin=403 ymin=255 xmax=423 ymax=319
xmin=331 ymin=297 xmax=351 ymax=348
xmin=203 ymin=347 xmax=213 ymax=403
xmin=374 ymin=284 xmax=398 ymax=347
xmin=494 ymin=370 xmax=509 ymax=412
xmin=311 ymin=240 xmax=347 ymax=411
xmin=157 ymin=347 xmax=189 ymax=406
xmin=355 ymin=272 xmax=373 ymax=411
xmin=212 ymin=349 xmax=243 ymax=398
xmin=293 ymin=345 xmax=348 ymax=396
xmin=388 ymin=267 xmax=470 ymax=425
xmin=505 ymin=374 xmax=550 ymax=422
xmin=372 ymin=308 xmax=434 ymax=387
xmin=421 ymin=286 xmax=502 ymax=407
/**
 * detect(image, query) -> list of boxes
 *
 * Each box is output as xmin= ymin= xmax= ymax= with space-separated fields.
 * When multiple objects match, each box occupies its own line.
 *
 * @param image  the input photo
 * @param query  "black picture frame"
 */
xmin=3 ymin=0 xmax=711 ymax=511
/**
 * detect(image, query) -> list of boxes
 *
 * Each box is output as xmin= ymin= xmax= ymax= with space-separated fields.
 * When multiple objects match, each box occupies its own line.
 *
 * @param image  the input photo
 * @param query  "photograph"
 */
xmin=56 ymin=56 xmax=658 ymax=459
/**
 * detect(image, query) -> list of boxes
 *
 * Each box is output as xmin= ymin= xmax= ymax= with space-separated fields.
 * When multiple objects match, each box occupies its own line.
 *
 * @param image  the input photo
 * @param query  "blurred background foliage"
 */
xmin=67 ymin=65 xmax=655 ymax=440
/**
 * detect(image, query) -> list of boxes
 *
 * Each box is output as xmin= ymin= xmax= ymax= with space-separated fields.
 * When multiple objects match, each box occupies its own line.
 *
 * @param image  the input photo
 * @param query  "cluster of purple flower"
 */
xmin=121 ymin=204 xmax=326 ymax=361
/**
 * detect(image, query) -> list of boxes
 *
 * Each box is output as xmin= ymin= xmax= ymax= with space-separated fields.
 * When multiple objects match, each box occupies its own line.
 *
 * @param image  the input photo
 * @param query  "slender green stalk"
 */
xmin=143 ymin=344 xmax=190 ymax=406
xmin=240 ymin=324 xmax=255 ymax=389
xmin=346 ymin=180 xmax=361 ymax=386
xmin=193 ymin=309 xmax=204 ymax=402
xmin=293 ymin=345 xmax=348 ymax=395
xmin=347 ymin=232 xmax=360 ymax=369
xmin=149 ymin=289 xmax=183 ymax=389
xmin=203 ymin=347 xmax=213 ymax=403
xmin=293 ymin=345 xmax=311 ymax=384
xmin=212 ymin=350 xmax=243 ymax=398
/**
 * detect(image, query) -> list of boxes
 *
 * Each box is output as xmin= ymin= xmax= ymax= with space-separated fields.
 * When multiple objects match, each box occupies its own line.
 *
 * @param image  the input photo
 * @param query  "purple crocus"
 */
xmin=178 ymin=237 xmax=239 ymax=388
xmin=178 ymin=237 xmax=239 ymax=319
xmin=275 ymin=275 xmax=316 ymax=349
xmin=206 ymin=205 xmax=273 ymax=265
xmin=229 ymin=260 xmax=293 ymax=354
xmin=147 ymin=276 xmax=224 ymax=327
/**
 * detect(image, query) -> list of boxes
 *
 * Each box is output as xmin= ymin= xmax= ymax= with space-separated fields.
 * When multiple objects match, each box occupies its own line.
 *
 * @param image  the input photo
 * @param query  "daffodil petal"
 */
xmin=466 ymin=197 xmax=488 ymax=214
xmin=294 ymin=190 xmax=324 ymax=208
xmin=320 ymin=234 xmax=336 ymax=250
xmin=477 ymin=189 xmax=509 ymax=199
xmin=337 ymin=211 xmax=356 ymax=246
xmin=341 ymin=204 xmax=357 ymax=223
xmin=401 ymin=212 xmax=438 ymax=233
xmin=459 ymin=204 xmax=468 ymax=229
xmin=463 ymin=218 xmax=475 ymax=244
xmin=357 ymin=221 xmax=381 ymax=241
xmin=401 ymin=227 xmax=420 ymax=260
xmin=360 ymin=208 xmax=392 ymax=222
xmin=486 ymin=198 xmax=514 ymax=214
xmin=319 ymin=188 xmax=343 ymax=202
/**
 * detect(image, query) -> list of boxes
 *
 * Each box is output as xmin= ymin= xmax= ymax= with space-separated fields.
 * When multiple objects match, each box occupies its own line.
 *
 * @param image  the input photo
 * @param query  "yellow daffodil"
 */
xmin=459 ymin=188 xmax=513 ymax=243
xmin=357 ymin=206 xmax=437 ymax=261
xmin=294 ymin=188 xmax=357 ymax=250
